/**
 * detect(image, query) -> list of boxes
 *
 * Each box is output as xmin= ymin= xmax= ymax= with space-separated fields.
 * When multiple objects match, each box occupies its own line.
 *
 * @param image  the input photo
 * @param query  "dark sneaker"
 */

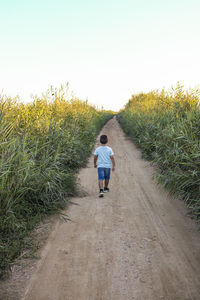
xmin=99 ymin=190 xmax=104 ymax=197
xmin=104 ymin=187 xmax=110 ymax=193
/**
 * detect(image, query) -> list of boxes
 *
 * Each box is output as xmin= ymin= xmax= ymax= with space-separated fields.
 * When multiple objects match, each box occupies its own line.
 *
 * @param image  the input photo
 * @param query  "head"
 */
xmin=100 ymin=134 xmax=108 ymax=145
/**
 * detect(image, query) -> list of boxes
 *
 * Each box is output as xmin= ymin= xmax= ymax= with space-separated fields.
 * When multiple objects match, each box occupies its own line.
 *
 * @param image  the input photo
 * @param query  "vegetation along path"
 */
xmin=24 ymin=117 xmax=200 ymax=300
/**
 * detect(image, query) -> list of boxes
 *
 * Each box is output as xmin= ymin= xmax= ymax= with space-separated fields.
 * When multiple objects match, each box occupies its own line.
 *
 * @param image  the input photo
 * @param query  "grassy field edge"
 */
xmin=117 ymin=84 xmax=200 ymax=221
xmin=0 ymin=87 xmax=113 ymax=279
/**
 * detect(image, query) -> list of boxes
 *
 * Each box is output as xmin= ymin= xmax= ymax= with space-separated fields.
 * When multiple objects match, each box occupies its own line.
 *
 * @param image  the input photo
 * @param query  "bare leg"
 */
xmin=104 ymin=179 xmax=109 ymax=188
xmin=99 ymin=180 xmax=103 ymax=190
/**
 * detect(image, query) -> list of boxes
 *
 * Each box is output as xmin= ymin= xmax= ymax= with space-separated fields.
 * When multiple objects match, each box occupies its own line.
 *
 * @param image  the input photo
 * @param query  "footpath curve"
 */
xmin=24 ymin=117 xmax=200 ymax=300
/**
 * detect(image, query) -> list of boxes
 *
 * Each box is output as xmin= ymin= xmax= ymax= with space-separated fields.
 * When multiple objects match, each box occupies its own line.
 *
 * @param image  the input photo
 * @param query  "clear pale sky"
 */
xmin=0 ymin=0 xmax=200 ymax=110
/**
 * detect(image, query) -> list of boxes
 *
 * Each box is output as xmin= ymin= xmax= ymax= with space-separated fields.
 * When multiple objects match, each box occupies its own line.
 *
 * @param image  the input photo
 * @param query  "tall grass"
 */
xmin=0 ymin=85 xmax=113 ymax=278
xmin=117 ymin=83 xmax=200 ymax=218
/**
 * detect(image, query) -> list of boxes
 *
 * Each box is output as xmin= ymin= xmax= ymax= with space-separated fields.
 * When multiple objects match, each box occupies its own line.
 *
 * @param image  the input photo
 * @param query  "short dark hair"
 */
xmin=100 ymin=135 xmax=108 ymax=144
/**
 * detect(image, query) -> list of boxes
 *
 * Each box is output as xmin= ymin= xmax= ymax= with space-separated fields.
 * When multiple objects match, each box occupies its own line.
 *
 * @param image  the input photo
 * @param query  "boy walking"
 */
xmin=94 ymin=135 xmax=115 ymax=197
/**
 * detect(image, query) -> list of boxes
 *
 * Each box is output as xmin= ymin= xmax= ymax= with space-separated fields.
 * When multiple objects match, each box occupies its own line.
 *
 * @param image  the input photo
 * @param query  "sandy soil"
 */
xmin=3 ymin=117 xmax=200 ymax=300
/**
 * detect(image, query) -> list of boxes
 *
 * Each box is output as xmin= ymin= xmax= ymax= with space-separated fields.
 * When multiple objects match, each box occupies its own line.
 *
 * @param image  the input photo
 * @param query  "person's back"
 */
xmin=94 ymin=145 xmax=113 ymax=168
xmin=94 ymin=135 xmax=115 ymax=197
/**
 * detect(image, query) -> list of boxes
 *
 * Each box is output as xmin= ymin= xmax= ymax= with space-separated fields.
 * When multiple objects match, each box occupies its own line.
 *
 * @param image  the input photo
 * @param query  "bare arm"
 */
xmin=110 ymin=156 xmax=115 ymax=171
xmin=94 ymin=155 xmax=98 ymax=168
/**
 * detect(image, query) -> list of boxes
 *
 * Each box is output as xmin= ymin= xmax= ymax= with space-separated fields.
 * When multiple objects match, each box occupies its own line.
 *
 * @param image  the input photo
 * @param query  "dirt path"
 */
xmin=23 ymin=117 xmax=200 ymax=300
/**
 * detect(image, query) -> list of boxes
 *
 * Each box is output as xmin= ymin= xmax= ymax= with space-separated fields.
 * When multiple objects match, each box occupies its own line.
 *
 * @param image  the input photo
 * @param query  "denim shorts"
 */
xmin=97 ymin=168 xmax=111 ymax=180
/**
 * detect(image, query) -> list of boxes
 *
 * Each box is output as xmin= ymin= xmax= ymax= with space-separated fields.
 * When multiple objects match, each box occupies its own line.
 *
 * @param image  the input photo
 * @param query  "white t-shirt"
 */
xmin=94 ymin=146 xmax=114 ymax=168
